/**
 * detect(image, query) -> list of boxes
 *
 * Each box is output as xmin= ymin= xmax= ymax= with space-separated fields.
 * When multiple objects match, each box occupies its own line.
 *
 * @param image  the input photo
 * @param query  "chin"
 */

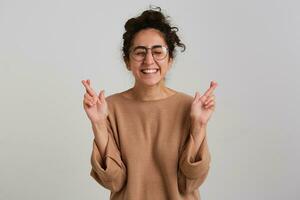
xmin=140 ymin=78 xmax=163 ymax=87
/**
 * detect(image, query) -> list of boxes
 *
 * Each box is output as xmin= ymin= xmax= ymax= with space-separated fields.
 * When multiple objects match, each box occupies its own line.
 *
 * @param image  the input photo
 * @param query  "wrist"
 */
xmin=190 ymin=116 xmax=207 ymax=127
xmin=91 ymin=118 xmax=107 ymax=128
xmin=91 ymin=119 xmax=108 ymax=140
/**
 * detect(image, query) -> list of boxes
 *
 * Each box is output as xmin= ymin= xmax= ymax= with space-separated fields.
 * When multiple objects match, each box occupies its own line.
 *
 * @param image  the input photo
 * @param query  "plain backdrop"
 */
xmin=0 ymin=0 xmax=299 ymax=199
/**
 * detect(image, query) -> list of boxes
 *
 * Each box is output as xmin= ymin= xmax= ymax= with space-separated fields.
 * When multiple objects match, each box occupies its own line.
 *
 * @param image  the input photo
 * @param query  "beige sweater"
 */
xmin=90 ymin=91 xmax=211 ymax=200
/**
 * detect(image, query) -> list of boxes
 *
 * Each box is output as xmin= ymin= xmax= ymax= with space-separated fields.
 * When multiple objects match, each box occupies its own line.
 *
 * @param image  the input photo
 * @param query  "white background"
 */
xmin=0 ymin=0 xmax=299 ymax=199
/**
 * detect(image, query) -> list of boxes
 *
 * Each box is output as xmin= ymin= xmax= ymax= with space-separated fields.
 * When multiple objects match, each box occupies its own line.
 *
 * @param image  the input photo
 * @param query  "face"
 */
xmin=125 ymin=28 xmax=173 ymax=87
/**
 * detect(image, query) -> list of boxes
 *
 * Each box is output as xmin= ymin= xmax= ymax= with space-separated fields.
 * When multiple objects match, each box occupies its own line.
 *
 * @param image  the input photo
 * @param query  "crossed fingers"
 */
xmin=82 ymin=79 xmax=98 ymax=106
xmin=82 ymin=80 xmax=97 ymax=96
xmin=194 ymin=81 xmax=217 ymax=109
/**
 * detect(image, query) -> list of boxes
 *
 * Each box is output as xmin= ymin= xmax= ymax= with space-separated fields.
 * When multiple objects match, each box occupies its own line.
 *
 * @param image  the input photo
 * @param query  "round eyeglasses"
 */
xmin=129 ymin=45 xmax=169 ymax=61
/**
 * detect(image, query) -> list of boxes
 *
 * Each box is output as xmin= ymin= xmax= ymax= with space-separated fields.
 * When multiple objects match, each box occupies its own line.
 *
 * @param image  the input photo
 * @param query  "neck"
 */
xmin=130 ymin=80 xmax=174 ymax=101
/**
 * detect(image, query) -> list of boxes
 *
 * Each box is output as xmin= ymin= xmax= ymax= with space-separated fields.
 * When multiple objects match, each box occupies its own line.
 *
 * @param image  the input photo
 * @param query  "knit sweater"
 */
xmin=90 ymin=91 xmax=211 ymax=200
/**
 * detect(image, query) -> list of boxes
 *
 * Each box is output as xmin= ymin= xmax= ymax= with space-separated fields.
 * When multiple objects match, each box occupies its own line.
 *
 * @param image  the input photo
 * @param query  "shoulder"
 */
xmin=174 ymin=91 xmax=194 ymax=105
xmin=105 ymin=92 xmax=124 ymax=107
xmin=106 ymin=92 xmax=122 ymax=102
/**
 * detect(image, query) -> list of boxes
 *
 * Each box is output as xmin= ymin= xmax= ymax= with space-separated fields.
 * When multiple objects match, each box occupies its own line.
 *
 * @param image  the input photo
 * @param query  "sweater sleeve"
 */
xmin=90 ymin=118 xmax=127 ymax=193
xmin=178 ymin=133 xmax=211 ymax=194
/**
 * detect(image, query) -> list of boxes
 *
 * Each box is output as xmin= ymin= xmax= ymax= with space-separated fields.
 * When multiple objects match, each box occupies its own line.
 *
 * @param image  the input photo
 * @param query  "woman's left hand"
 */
xmin=190 ymin=81 xmax=218 ymax=125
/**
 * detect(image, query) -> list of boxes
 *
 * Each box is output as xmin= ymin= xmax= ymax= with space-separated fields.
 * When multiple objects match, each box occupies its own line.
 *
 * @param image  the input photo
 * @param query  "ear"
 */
xmin=125 ymin=59 xmax=131 ymax=71
xmin=167 ymin=57 xmax=173 ymax=70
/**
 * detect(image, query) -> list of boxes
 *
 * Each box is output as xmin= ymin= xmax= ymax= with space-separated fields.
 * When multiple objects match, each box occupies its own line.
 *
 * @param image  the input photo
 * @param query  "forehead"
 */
xmin=132 ymin=28 xmax=167 ymax=47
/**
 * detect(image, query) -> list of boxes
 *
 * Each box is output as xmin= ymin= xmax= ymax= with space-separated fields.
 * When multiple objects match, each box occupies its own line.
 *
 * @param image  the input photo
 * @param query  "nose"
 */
xmin=143 ymin=50 xmax=155 ymax=65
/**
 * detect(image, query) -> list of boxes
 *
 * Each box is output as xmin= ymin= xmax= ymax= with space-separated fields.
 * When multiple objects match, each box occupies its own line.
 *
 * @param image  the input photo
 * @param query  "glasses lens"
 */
xmin=131 ymin=46 xmax=168 ymax=61
xmin=152 ymin=46 xmax=167 ymax=60
xmin=132 ymin=48 xmax=147 ymax=61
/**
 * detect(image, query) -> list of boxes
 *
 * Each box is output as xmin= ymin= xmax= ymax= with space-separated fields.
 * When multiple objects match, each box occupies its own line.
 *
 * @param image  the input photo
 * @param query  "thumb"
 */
xmin=98 ymin=90 xmax=106 ymax=103
xmin=193 ymin=91 xmax=201 ymax=102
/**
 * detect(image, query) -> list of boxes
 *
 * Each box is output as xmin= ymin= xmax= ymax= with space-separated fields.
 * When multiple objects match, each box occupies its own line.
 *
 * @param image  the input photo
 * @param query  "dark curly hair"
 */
xmin=122 ymin=6 xmax=186 ymax=62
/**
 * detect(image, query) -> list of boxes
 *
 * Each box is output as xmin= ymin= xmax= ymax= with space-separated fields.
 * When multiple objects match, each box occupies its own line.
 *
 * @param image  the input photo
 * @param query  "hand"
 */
xmin=81 ymin=79 xmax=108 ymax=123
xmin=190 ymin=81 xmax=218 ymax=125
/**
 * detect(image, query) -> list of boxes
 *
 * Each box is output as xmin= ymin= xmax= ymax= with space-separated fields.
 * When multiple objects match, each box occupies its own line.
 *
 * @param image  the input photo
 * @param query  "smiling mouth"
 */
xmin=140 ymin=68 xmax=159 ymax=74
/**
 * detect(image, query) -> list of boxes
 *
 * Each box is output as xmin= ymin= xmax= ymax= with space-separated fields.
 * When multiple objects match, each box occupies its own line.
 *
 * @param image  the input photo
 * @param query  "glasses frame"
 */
xmin=129 ymin=45 xmax=169 ymax=62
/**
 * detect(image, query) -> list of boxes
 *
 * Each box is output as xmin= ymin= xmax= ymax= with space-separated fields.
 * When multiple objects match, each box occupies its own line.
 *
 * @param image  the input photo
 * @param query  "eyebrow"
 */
xmin=132 ymin=45 xmax=163 ymax=50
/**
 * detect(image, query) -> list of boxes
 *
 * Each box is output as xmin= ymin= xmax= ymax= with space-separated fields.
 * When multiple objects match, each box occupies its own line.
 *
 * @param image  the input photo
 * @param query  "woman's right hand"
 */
xmin=81 ymin=79 xmax=108 ymax=123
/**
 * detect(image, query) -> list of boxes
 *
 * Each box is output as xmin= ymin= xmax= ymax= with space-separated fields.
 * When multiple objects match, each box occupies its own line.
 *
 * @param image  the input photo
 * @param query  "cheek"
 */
xmin=127 ymin=61 xmax=139 ymax=71
xmin=160 ymin=62 xmax=171 ymax=73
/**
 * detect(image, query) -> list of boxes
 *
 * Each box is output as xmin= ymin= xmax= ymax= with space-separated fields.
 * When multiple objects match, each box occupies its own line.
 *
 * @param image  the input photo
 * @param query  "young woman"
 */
xmin=82 ymin=7 xmax=218 ymax=200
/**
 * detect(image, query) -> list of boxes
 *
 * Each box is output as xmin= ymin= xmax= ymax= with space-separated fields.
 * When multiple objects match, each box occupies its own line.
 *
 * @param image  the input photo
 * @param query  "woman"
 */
xmin=82 ymin=7 xmax=217 ymax=200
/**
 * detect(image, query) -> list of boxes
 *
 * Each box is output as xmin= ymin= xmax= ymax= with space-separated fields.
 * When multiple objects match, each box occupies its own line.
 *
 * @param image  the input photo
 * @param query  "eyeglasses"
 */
xmin=129 ymin=45 xmax=169 ymax=61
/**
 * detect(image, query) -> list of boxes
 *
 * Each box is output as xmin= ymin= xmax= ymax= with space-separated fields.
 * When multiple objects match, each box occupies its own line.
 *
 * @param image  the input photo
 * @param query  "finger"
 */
xmin=82 ymin=80 xmax=96 ymax=97
xmin=83 ymin=87 xmax=98 ymax=105
xmin=193 ymin=92 xmax=201 ymax=103
xmin=84 ymin=92 xmax=93 ymax=100
xmin=85 ymin=94 xmax=98 ymax=104
xmin=204 ymin=95 xmax=215 ymax=105
xmin=204 ymin=98 xmax=214 ymax=105
xmin=205 ymin=81 xmax=218 ymax=96
xmin=204 ymin=101 xmax=215 ymax=108
xmin=204 ymin=99 xmax=215 ymax=107
xmin=210 ymin=80 xmax=217 ymax=88
xmin=98 ymin=90 xmax=106 ymax=103
xmin=205 ymin=104 xmax=215 ymax=111
xmin=84 ymin=96 xmax=93 ymax=104
xmin=83 ymin=99 xmax=94 ymax=107
xmin=202 ymin=81 xmax=218 ymax=100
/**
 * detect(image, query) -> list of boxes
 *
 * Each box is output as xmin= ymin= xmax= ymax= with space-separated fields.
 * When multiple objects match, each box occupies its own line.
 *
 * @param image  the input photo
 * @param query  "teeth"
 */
xmin=141 ymin=69 xmax=158 ymax=74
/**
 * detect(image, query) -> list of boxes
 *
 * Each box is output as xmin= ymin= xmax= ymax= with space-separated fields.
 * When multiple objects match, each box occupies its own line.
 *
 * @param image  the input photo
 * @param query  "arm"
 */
xmin=178 ymin=81 xmax=217 ymax=194
xmin=178 ymin=119 xmax=211 ymax=194
xmin=92 ymin=120 xmax=109 ymax=168
xmin=90 ymin=118 xmax=127 ymax=193
xmin=81 ymin=79 xmax=127 ymax=192
xmin=190 ymin=119 xmax=207 ymax=161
